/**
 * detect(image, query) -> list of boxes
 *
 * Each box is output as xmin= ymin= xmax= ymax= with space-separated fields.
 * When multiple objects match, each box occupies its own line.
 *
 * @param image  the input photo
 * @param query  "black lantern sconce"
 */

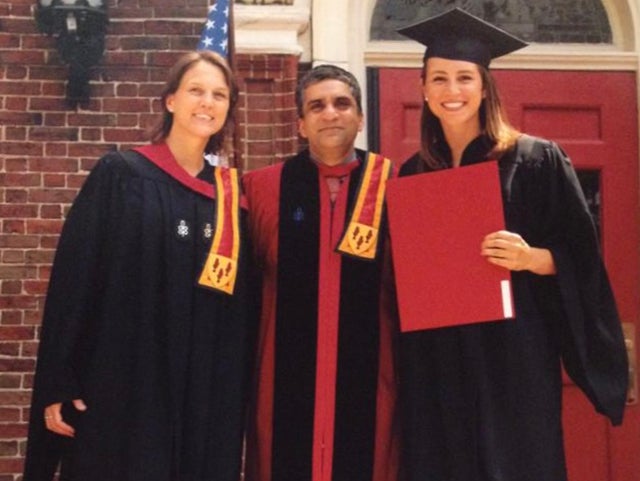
xmin=35 ymin=0 xmax=109 ymax=108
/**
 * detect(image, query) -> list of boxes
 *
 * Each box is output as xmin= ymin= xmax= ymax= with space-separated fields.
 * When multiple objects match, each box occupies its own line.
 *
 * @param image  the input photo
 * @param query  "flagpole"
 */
xmin=227 ymin=0 xmax=236 ymax=71
xmin=227 ymin=1 xmax=242 ymax=170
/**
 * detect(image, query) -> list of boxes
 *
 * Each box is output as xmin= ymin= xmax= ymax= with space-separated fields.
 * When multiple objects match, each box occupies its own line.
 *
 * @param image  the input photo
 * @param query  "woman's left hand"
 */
xmin=481 ymin=230 xmax=556 ymax=275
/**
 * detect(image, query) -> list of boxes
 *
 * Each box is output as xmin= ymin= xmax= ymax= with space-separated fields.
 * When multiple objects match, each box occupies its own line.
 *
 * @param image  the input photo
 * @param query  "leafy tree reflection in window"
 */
xmin=370 ymin=0 xmax=611 ymax=44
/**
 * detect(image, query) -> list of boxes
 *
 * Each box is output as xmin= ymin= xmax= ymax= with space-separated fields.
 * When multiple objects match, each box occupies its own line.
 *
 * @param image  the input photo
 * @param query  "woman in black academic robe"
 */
xmin=394 ymin=9 xmax=628 ymax=481
xmin=23 ymin=51 xmax=258 ymax=481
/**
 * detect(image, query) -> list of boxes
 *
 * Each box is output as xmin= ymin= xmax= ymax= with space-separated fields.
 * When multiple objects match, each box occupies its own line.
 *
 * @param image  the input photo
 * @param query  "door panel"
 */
xmin=375 ymin=68 xmax=639 ymax=481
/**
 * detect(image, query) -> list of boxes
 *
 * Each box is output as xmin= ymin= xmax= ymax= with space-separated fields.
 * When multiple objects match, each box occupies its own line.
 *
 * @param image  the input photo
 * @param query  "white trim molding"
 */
xmin=234 ymin=2 xmax=310 ymax=58
xmin=364 ymin=41 xmax=640 ymax=71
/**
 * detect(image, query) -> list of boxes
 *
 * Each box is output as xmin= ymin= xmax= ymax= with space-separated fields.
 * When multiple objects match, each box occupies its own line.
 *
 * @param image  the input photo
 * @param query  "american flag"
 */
xmin=197 ymin=0 xmax=231 ymax=57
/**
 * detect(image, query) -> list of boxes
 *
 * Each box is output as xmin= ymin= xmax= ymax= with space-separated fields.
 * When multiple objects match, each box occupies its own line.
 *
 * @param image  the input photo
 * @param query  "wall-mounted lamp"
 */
xmin=35 ymin=0 xmax=109 ymax=108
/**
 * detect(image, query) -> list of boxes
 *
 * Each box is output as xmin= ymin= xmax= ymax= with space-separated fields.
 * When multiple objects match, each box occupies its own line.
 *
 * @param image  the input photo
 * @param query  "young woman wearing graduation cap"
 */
xmin=394 ymin=8 xmax=628 ymax=481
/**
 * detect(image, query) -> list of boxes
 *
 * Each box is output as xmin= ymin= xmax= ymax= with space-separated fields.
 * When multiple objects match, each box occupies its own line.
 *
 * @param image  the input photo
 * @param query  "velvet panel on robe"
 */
xmin=396 ymin=134 xmax=628 ymax=481
xmin=23 ymin=145 xmax=258 ymax=481
xmin=242 ymin=149 xmax=399 ymax=481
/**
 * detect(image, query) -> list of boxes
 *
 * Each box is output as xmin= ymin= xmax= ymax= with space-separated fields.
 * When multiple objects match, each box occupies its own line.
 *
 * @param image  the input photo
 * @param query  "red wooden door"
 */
xmin=375 ymin=68 xmax=639 ymax=481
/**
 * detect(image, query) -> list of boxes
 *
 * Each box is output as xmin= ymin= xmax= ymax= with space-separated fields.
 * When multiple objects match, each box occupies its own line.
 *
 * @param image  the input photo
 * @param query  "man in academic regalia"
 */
xmin=242 ymin=64 xmax=399 ymax=481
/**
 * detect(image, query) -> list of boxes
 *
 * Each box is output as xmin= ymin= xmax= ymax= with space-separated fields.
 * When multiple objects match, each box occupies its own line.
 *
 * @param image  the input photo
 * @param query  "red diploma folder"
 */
xmin=386 ymin=160 xmax=514 ymax=332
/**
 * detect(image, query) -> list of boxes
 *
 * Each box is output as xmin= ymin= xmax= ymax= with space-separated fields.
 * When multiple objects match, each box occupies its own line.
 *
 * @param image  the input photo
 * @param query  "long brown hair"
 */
xmin=149 ymin=50 xmax=239 ymax=157
xmin=419 ymin=63 xmax=520 ymax=169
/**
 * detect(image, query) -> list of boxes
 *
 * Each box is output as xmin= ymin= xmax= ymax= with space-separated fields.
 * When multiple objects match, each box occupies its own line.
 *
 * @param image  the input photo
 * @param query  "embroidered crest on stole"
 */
xmin=336 ymin=153 xmax=392 ymax=260
xmin=198 ymin=167 xmax=241 ymax=295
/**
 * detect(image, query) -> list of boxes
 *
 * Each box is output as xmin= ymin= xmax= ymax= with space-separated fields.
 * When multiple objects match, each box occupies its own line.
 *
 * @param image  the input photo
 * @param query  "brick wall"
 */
xmin=0 ymin=1 xmax=300 ymax=479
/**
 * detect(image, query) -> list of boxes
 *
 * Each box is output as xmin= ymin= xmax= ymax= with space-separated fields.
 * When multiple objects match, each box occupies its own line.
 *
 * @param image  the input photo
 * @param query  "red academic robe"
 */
xmin=242 ymin=149 xmax=399 ymax=481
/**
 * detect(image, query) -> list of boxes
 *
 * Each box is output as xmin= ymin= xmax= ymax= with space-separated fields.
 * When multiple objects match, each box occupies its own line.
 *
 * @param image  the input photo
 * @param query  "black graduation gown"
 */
xmin=397 ymin=135 xmax=628 ymax=481
xmin=23 ymin=146 xmax=258 ymax=481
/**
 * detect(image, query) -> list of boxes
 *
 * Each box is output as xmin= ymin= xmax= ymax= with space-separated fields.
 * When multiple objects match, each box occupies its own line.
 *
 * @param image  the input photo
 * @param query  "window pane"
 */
xmin=371 ymin=0 xmax=611 ymax=44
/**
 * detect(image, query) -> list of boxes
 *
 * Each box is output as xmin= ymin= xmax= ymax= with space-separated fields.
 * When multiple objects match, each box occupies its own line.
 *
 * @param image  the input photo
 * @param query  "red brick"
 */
xmin=0 ymin=441 xmax=19 ymax=456
xmin=0 ymin=235 xmax=39 ymax=249
xmin=29 ymin=157 xmax=78 ymax=173
xmin=0 ymin=294 xmax=37 ymax=310
xmin=40 ymin=205 xmax=62 ymax=219
xmin=144 ymin=20 xmax=196 ymax=36
xmin=2 ymin=221 xmax=25 ymax=235
xmin=68 ymin=173 xmax=90 ymax=189
xmin=91 ymin=82 xmax=116 ymax=98
xmin=25 ymin=219 xmax=65 ymax=235
xmin=0 ymin=375 xmax=22 ymax=389
xmin=29 ymin=97 xmax=71 ymax=112
xmin=6 ymin=127 xmax=27 ymax=141
xmin=102 ymin=67 xmax=150 ymax=82
xmin=5 ymin=190 xmax=28 ymax=203
xmin=5 ymin=96 xmax=26 ymax=113
xmin=68 ymin=113 xmax=117 ymax=127
xmin=0 ymin=112 xmax=42 ymax=126
xmin=0 ymin=51 xmax=43 ymax=68
xmin=103 ymin=51 xmax=146 ymax=66
xmin=0 ymin=343 xmax=20 ymax=357
xmin=0 ymin=327 xmax=35 ymax=341
xmin=24 ymin=309 xmax=46 ymax=326
xmin=0 ymin=457 xmax=25 ymax=475
xmin=4 ymin=158 xmax=27 ymax=172
xmin=0 ymin=424 xmax=28 ymax=441
xmin=0 ymin=357 xmax=36 ymax=372
xmin=1 ymin=280 xmax=21 ymax=295
xmin=1 ymin=250 xmax=25 ymax=264
xmin=110 ymin=7 xmax=155 ymax=20
xmin=5 ymin=65 xmax=27 ymax=80
xmin=0 ymin=81 xmax=41 ymax=96
xmin=0 ymin=33 xmax=20 ymax=49
xmin=104 ymin=128 xmax=147 ymax=143
xmin=21 ymin=341 xmax=39 ymax=358
xmin=45 ymin=143 xmax=68 ymax=157
xmin=43 ymin=174 xmax=66 ymax=188
xmin=0 ymin=408 xmax=21 ymax=423
xmin=103 ymin=98 xmax=152 ymax=113
xmin=120 ymin=36 xmax=171 ymax=51
xmin=22 ymin=280 xmax=50 ymax=296
xmin=42 ymin=82 xmax=66 ymax=97
xmin=0 ymin=173 xmax=41 ymax=188
xmin=118 ymin=114 xmax=143 ymax=128
xmin=0 ymin=310 xmax=22 ymax=325
xmin=0 ymin=142 xmax=44 ymax=157
xmin=0 ymin=204 xmax=38 ymax=219
xmin=42 ymin=113 xmax=66 ymax=127
xmin=30 ymin=127 xmax=79 ymax=142
xmin=68 ymin=143 xmax=115 ymax=159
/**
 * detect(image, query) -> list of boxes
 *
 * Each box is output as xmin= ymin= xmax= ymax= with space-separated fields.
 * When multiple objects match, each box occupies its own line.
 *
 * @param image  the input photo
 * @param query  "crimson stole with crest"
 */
xmin=271 ymin=151 xmax=390 ymax=481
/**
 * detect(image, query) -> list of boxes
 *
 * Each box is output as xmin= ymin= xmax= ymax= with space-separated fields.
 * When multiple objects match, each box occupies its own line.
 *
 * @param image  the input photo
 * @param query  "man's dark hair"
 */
xmin=295 ymin=64 xmax=363 ymax=117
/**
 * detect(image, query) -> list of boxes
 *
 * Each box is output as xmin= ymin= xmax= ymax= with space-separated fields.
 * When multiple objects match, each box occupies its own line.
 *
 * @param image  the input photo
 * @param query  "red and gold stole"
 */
xmin=336 ymin=152 xmax=392 ymax=260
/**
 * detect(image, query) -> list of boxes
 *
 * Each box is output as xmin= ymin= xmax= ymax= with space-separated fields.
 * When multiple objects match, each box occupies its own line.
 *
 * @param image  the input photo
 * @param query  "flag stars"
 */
xmin=197 ymin=0 xmax=230 ymax=57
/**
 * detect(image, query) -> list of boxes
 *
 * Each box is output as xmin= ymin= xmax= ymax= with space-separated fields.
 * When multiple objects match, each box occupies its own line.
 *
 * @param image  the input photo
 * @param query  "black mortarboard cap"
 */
xmin=397 ymin=8 xmax=528 ymax=68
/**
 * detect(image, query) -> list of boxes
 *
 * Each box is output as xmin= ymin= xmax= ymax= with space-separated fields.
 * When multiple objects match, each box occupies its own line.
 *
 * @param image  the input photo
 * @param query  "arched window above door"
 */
xmin=370 ymin=0 xmax=612 ymax=44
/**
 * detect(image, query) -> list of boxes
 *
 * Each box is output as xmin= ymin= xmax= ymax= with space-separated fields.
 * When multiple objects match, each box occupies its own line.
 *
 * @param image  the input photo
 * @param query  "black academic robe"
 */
xmin=23 ymin=145 xmax=257 ymax=481
xmin=397 ymin=135 xmax=628 ymax=481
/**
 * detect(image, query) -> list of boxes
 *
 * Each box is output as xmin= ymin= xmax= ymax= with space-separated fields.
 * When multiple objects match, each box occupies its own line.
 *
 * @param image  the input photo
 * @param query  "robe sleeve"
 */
xmin=33 ymin=152 xmax=128 ymax=407
xmin=540 ymin=141 xmax=628 ymax=425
